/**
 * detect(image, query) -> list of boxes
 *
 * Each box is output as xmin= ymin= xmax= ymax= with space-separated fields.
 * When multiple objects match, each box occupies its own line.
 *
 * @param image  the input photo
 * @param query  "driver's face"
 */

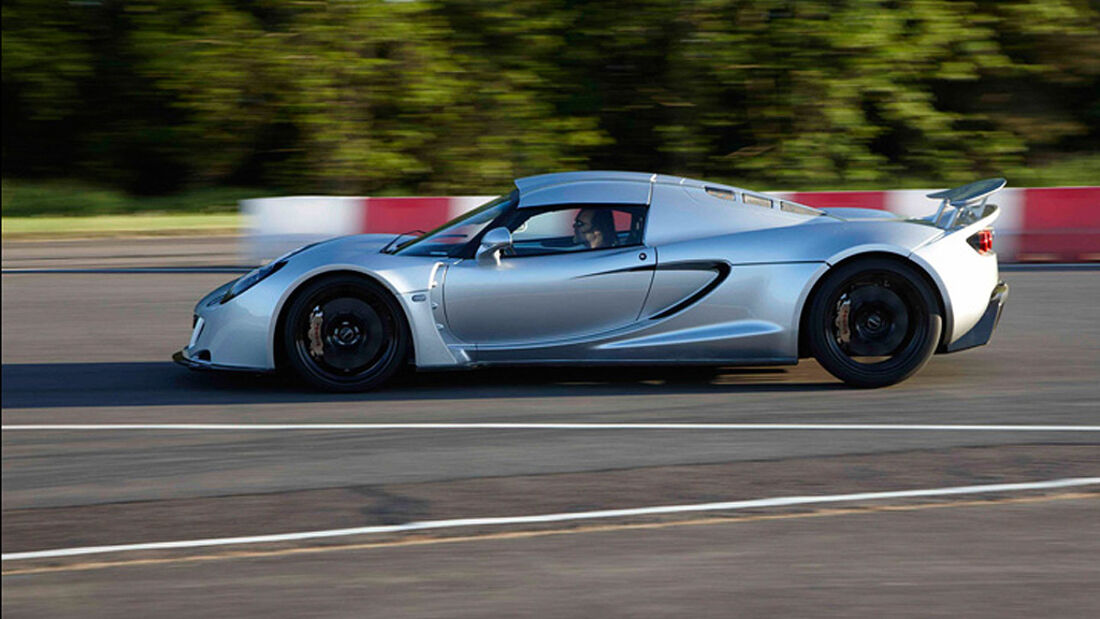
xmin=572 ymin=210 xmax=596 ymax=244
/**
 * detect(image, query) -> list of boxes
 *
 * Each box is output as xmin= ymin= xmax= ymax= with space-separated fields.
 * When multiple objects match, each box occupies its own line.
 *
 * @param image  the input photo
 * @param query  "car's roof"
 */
xmin=510 ymin=170 xmax=833 ymax=246
xmin=514 ymin=170 xmax=725 ymax=191
xmin=514 ymin=171 xmax=729 ymax=208
xmin=513 ymin=171 xmax=648 ymax=208
xmin=515 ymin=170 xmax=656 ymax=190
xmin=512 ymin=170 xmax=824 ymax=219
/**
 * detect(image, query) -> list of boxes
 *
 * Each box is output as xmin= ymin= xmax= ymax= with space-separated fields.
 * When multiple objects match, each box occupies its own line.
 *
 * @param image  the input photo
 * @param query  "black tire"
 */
xmin=281 ymin=275 xmax=409 ymax=392
xmin=807 ymin=258 xmax=942 ymax=388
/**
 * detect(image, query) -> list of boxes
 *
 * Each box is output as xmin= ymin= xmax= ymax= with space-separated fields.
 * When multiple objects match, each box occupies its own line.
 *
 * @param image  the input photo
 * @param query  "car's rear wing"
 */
xmin=926 ymin=178 xmax=1006 ymax=230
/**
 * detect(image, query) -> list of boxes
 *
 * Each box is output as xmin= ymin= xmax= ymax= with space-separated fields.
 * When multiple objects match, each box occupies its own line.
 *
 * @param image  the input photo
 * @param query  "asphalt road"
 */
xmin=2 ymin=239 xmax=1098 ymax=617
xmin=1 ymin=236 xmax=245 ymax=270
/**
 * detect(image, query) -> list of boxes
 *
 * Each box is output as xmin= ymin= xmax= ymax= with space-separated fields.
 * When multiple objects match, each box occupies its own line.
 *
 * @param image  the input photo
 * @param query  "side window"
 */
xmin=506 ymin=205 xmax=647 ymax=257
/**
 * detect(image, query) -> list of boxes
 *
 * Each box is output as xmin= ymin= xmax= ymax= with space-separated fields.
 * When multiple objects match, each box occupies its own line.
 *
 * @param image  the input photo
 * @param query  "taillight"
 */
xmin=968 ymin=228 xmax=994 ymax=254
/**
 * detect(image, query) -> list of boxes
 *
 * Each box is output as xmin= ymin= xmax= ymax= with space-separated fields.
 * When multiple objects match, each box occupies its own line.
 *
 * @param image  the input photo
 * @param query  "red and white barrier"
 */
xmin=774 ymin=187 xmax=1099 ymax=263
xmin=243 ymin=187 xmax=1099 ymax=263
xmin=1016 ymin=187 xmax=1100 ymax=262
xmin=242 ymin=195 xmax=490 ymax=261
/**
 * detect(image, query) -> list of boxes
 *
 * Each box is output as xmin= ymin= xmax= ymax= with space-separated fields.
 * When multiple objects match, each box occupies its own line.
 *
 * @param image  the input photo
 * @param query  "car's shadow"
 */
xmin=0 ymin=361 xmax=845 ymax=409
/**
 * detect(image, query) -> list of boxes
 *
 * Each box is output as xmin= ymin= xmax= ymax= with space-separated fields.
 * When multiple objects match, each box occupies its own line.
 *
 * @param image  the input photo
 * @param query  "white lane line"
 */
xmin=2 ymin=423 xmax=1099 ymax=432
xmin=4 ymin=477 xmax=1097 ymax=562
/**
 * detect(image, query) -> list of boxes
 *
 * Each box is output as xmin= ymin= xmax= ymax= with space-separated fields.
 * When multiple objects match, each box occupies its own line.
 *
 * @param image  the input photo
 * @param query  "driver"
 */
xmin=573 ymin=208 xmax=616 ymax=249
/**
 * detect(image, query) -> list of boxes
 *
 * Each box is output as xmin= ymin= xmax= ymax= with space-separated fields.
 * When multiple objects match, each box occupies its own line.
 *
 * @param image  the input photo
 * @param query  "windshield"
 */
xmin=393 ymin=190 xmax=517 ymax=257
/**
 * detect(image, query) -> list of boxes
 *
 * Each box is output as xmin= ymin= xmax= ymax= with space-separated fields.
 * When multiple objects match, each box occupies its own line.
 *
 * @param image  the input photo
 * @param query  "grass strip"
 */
xmin=2 ymin=214 xmax=242 ymax=239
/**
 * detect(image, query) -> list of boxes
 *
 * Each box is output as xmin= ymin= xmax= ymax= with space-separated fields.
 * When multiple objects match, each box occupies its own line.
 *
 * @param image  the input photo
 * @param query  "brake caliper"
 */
xmin=834 ymin=295 xmax=852 ymax=347
xmin=307 ymin=306 xmax=325 ymax=359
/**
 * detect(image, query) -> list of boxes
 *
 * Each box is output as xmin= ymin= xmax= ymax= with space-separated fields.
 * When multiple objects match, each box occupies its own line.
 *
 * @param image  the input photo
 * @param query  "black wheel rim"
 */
xmin=824 ymin=270 xmax=927 ymax=371
xmin=293 ymin=285 xmax=399 ymax=384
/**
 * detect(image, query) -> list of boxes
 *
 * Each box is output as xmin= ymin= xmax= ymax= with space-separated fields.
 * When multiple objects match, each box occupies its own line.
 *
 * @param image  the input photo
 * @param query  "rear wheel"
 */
xmin=282 ymin=275 xmax=409 ymax=392
xmin=807 ymin=258 xmax=941 ymax=387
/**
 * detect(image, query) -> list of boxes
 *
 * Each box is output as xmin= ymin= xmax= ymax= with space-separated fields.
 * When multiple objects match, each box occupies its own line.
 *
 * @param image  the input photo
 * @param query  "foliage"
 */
xmin=1 ymin=179 xmax=262 ymax=217
xmin=3 ymin=0 xmax=1097 ymax=209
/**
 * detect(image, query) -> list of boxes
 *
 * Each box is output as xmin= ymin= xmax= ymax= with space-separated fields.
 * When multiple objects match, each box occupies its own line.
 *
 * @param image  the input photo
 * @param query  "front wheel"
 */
xmin=282 ymin=275 xmax=409 ymax=392
xmin=807 ymin=258 xmax=942 ymax=388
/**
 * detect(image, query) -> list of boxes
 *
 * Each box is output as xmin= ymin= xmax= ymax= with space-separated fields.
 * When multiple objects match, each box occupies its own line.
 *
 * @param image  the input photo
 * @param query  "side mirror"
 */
xmin=476 ymin=227 xmax=512 ymax=266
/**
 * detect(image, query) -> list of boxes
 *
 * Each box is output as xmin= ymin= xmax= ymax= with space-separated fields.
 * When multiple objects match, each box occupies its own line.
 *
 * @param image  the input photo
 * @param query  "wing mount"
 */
xmin=928 ymin=178 xmax=1006 ymax=229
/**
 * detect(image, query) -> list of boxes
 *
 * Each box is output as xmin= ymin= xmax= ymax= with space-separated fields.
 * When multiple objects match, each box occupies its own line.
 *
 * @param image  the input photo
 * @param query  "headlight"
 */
xmin=220 ymin=243 xmax=318 ymax=304
xmin=220 ymin=261 xmax=285 ymax=304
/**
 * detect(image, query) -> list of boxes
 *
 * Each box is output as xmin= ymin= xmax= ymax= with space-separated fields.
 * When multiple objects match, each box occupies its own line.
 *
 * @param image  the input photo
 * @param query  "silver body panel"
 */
xmin=180 ymin=172 xmax=1002 ymax=373
xmin=444 ymin=247 xmax=657 ymax=345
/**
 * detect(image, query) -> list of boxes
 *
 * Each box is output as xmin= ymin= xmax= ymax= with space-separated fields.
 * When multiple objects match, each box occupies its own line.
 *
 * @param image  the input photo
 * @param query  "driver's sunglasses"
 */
xmin=573 ymin=219 xmax=591 ymax=229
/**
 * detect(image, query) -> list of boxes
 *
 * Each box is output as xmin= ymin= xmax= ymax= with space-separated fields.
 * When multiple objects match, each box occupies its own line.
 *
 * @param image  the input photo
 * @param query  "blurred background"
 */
xmin=2 ymin=0 xmax=1098 ymax=220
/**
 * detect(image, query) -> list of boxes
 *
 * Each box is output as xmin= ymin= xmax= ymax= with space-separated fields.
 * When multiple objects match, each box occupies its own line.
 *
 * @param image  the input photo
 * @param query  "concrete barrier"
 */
xmin=243 ymin=187 xmax=1099 ymax=263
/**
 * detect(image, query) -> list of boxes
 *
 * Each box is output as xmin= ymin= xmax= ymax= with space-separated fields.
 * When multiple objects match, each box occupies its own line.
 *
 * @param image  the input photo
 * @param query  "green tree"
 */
xmin=130 ymin=0 xmax=604 ymax=194
xmin=3 ymin=0 xmax=1098 ymax=201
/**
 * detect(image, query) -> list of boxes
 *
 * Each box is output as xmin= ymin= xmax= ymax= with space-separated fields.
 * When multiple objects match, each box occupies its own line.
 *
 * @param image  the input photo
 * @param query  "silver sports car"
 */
xmin=175 ymin=171 xmax=1008 ymax=390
